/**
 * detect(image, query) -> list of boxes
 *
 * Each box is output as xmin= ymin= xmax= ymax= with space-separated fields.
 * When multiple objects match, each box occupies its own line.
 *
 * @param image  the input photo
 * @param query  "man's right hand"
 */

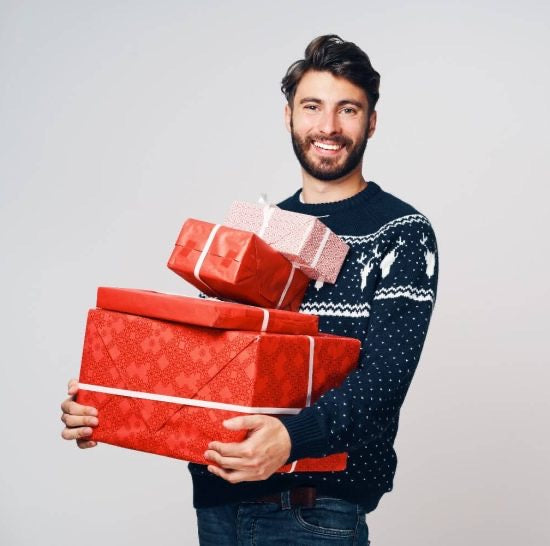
xmin=60 ymin=378 xmax=99 ymax=449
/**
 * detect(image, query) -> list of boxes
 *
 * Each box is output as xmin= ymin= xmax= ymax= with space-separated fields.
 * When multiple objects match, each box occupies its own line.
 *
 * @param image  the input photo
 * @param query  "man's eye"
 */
xmin=342 ymin=107 xmax=357 ymax=115
xmin=304 ymin=105 xmax=318 ymax=111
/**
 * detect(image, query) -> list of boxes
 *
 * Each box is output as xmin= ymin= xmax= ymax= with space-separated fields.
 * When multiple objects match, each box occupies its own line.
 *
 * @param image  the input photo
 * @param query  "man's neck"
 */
xmin=300 ymin=169 xmax=367 ymax=204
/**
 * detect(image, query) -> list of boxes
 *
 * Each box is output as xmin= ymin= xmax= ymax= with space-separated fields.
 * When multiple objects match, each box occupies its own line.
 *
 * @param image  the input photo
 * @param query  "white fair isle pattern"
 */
xmin=356 ymin=244 xmax=381 ymax=291
xmin=374 ymin=285 xmax=436 ymax=304
xmin=300 ymin=301 xmax=372 ymax=318
xmin=420 ymin=232 xmax=436 ymax=278
xmin=300 ymin=214 xmax=438 ymax=314
xmin=379 ymin=236 xmax=405 ymax=278
xmin=340 ymin=213 xmax=431 ymax=244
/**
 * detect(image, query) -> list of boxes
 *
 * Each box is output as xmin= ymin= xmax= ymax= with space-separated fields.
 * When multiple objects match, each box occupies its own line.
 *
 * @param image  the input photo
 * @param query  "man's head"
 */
xmin=281 ymin=35 xmax=380 ymax=182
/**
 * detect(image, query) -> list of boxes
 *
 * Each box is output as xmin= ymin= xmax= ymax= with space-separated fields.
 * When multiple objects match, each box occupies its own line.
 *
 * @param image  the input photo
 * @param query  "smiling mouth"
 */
xmin=312 ymin=140 xmax=345 ymax=152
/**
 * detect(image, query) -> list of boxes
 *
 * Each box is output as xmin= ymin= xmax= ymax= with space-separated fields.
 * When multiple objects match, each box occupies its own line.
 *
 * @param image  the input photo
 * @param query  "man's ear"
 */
xmin=284 ymin=103 xmax=292 ymax=133
xmin=367 ymin=110 xmax=377 ymax=138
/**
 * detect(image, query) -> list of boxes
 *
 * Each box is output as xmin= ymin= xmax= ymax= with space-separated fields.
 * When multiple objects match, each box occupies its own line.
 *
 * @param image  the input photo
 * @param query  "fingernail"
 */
xmin=89 ymin=417 xmax=99 ymax=426
xmin=90 ymin=408 xmax=98 ymax=417
xmin=83 ymin=428 xmax=92 ymax=436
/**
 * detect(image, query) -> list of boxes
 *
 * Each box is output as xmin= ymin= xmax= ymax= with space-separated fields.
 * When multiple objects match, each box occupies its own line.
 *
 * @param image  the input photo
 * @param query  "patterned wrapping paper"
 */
xmin=96 ymin=287 xmax=319 ymax=335
xmin=225 ymin=202 xmax=350 ymax=284
xmin=167 ymin=219 xmax=310 ymax=312
xmin=76 ymin=309 xmax=361 ymax=472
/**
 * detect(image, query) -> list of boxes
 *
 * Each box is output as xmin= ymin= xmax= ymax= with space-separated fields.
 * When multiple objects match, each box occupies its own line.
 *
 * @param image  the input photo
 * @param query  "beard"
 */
xmin=290 ymin=118 xmax=368 ymax=182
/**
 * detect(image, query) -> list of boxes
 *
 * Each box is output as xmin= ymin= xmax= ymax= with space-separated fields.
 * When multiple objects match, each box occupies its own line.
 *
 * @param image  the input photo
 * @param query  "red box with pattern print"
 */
xmin=76 ymin=308 xmax=361 ymax=472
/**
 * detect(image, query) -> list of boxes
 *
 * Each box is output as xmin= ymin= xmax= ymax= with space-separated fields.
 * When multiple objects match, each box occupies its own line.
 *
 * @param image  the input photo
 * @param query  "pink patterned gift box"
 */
xmin=225 ymin=202 xmax=349 ymax=284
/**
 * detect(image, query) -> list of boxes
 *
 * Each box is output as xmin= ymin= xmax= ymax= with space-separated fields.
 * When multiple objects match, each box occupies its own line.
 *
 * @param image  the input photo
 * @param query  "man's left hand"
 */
xmin=204 ymin=415 xmax=291 ymax=484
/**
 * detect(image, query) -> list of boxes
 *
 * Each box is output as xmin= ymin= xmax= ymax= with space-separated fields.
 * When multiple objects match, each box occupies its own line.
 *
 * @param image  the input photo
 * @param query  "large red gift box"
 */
xmin=76 ymin=308 xmax=361 ymax=472
xmin=167 ymin=219 xmax=310 ymax=311
xmin=96 ymin=287 xmax=319 ymax=335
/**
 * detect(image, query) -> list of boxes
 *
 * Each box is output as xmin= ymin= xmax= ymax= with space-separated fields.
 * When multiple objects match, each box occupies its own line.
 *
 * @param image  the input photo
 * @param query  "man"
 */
xmin=61 ymin=35 xmax=438 ymax=545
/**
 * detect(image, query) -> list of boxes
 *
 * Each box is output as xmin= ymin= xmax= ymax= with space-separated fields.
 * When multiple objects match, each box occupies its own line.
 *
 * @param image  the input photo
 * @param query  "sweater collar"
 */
xmin=287 ymin=181 xmax=381 ymax=217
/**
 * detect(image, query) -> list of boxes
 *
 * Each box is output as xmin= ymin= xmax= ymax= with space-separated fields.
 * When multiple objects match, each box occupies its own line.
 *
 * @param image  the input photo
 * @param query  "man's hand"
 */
xmin=60 ymin=378 xmax=99 ymax=449
xmin=204 ymin=415 xmax=291 ymax=484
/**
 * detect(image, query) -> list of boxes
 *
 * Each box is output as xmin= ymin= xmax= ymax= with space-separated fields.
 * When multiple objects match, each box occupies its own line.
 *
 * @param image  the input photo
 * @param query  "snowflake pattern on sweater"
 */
xmin=189 ymin=182 xmax=438 ymax=511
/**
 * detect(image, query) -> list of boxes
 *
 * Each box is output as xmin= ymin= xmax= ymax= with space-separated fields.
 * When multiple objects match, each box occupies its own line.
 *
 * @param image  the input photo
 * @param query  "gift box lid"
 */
xmin=96 ymin=287 xmax=318 ymax=335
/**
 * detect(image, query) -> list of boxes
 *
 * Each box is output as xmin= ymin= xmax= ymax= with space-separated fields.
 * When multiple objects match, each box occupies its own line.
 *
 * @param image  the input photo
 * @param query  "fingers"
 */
xmin=207 ymin=465 xmax=251 ymax=484
xmin=222 ymin=415 xmax=265 ymax=431
xmin=60 ymin=404 xmax=98 ymax=441
xmin=61 ymin=425 xmax=93 ymax=441
xmin=60 ymin=398 xmax=98 ymax=417
xmin=207 ymin=441 xmax=253 ymax=458
xmin=67 ymin=378 xmax=79 ymax=396
xmin=77 ymin=439 xmax=98 ymax=449
xmin=60 ymin=413 xmax=98 ymax=428
xmin=61 ymin=379 xmax=99 ymax=446
xmin=204 ymin=449 xmax=253 ymax=471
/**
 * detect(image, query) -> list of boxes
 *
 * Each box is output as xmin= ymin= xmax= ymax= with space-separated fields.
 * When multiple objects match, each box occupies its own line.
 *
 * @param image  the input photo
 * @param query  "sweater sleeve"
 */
xmin=280 ymin=221 xmax=439 ymax=461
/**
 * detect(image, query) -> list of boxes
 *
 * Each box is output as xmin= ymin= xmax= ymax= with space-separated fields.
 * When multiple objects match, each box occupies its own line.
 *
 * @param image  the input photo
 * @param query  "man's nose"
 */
xmin=317 ymin=110 xmax=341 ymax=135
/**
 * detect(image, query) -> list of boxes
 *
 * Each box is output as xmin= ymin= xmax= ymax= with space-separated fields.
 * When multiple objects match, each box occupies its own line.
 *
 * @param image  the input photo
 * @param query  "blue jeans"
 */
xmin=196 ymin=492 xmax=370 ymax=545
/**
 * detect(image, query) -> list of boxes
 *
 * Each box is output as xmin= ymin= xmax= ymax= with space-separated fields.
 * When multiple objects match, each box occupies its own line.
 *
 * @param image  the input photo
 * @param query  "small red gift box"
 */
xmin=76 ymin=308 xmax=360 ymax=472
xmin=167 ymin=219 xmax=310 ymax=311
xmin=96 ymin=287 xmax=319 ymax=335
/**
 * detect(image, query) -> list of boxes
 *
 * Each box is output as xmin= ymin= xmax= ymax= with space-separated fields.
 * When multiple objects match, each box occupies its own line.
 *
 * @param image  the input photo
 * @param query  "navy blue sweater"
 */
xmin=189 ymin=181 xmax=438 ymax=511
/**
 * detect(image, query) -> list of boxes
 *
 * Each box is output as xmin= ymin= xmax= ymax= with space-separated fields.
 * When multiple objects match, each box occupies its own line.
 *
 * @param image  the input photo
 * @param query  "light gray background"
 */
xmin=1 ymin=1 xmax=548 ymax=544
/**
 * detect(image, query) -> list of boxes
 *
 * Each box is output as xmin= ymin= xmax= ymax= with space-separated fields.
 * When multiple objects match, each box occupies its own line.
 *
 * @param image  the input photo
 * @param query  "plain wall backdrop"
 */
xmin=1 ymin=1 xmax=548 ymax=544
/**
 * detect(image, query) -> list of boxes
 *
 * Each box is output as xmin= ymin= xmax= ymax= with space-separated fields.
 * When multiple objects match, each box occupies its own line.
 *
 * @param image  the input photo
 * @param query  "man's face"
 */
xmin=285 ymin=70 xmax=376 ymax=182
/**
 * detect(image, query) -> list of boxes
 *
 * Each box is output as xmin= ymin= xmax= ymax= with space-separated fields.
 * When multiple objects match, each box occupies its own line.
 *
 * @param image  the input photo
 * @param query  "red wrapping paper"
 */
xmin=76 ymin=309 xmax=361 ymax=472
xmin=96 ymin=287 xmax=318 ymax=335
xmin=167 ymin=219 xmax=310 ymax=311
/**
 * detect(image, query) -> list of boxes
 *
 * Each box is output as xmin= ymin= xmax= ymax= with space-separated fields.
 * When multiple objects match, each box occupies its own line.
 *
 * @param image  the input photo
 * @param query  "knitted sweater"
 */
xmin=189 ymin=181 xmax=439 ymax=511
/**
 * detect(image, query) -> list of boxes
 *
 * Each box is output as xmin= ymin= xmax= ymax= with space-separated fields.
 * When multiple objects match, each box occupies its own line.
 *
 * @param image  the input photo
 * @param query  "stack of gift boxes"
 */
xmin=76 ymin=202 xmax=361 ymax=472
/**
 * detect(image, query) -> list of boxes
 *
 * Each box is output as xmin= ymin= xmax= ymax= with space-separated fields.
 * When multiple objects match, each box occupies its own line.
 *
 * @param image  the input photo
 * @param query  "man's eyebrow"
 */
xmin=299 ymin=97 xmax=322 ymax=105
xmin=298 ymin=97 xmax=365 ymax=109
xmin=337 ymin=99 xmax=364 ymax=109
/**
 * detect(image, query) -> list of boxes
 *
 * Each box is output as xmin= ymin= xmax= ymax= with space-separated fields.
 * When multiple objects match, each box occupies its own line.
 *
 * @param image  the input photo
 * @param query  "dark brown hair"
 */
xmin=281 ymin=35 xmax=381 ymax=112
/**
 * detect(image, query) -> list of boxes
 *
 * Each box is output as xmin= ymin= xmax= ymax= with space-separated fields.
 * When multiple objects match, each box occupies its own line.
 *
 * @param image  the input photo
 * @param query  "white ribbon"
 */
xmin=78 ymin=335 xmax=315 ymax=416
xmin=193 ymin=223 xmax=222 ymax=289
xmin=314 ymin=279 xmax=325 ymax=290
xmin=260 ymin=308 xmax=270 ymax=332
xmin=275 ymin=263 xmax=297 ymax=309
xmin=287 ymin=335 xmax=315 ymax=473
xmin=310 ymin=227 xmax=331 ymax=269
xmin=77 ymin=383 xmax=302 ymax=415
xmin=304 ymin=335 xmax=314 ymax=407
xmin=310 ymin=227 xmax=331 ymax=290
xmin=296 ymin=218 xmax=316 ymax=257
xmin=258 ymin=204 xmax=275 ymax=239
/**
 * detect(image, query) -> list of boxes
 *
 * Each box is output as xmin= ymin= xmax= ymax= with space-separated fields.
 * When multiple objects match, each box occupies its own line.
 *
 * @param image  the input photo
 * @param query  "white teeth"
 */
xmin=313 ymin=141 xmax=342 ymax=151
